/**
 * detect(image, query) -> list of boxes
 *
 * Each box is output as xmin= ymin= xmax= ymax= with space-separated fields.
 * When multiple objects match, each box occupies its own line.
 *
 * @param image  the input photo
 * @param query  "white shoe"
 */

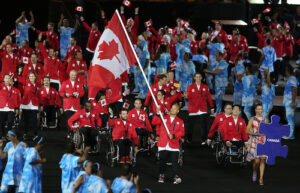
xmin=173 ymin=175 xmax=182 ymax=184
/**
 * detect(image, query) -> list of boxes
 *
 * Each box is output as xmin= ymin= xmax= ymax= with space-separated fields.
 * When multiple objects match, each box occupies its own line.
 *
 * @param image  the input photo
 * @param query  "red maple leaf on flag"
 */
xmin=97 ymin=39 xmax=120 ymax=63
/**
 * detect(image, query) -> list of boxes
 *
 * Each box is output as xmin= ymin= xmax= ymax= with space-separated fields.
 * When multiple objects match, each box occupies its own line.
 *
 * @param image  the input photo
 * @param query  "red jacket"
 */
xmin=222 ymin=116 xmax=248 ymax=141
xmin=152 ymin=114 xmax=185 ymax=149
xmin=144 ymin=83 xmax=167 ymax=113
xmin=17 ymin=47 xmax=34 ymax=59
xmin=190 ymin=40 xmax=198 ymax=55
xmin=36 ymin=30 xmax=59 ymax=51
xmin=21 ymin=81 xmax=41 ymax=106
xmin=283 ymin=34 xmax=294 ymax=57
xmin=63 ymin=45 xmax=82 ymax=62
xmin=186 ymin=83 xmax=213 ymax=113
xmin=1 ymin=43 xmax=18 ymax=53
xmin=228 ymin=39 xmax=247 ymax=63
xmin=256 ymin=32 xmax=266 ymax=49
xmin=39 ymin=42 xmax=63 ymax=81
xmin=82 ymin=22 xmax=101 ymax=52
xmin=121 ymin=14 xmax=139 ymax=45
xmin=127 ymin=108 xmax=152 ymax=132
xmin=0 ymin=51 xmax=20 ymax=76
xmin=91 ymin=99 xmax=109 ymax=115
xmin=207 ymin=112 xmax=231 ymax=139
xmin=198 ymin=40 xmax=209 ymax=57
xmin=59 ymin=79 xmax=84 ymax=110
xmin=169 ymin=40 xmax=177 ymax=61
xmin=68 ymin=108 xmax=102 ymax=129
xmin=271 ymin=34 xmax=284 ymax=58
xmin=0 ymin=84 xmax=21 ymax=109
xmin=210 ymin=30 xmax=228 ymax=48
xmin=66 ymin=59 xmax=87 ymax=86
xmin=35 ymin=48 xmax=43 ymax=63
xmin=165 ymin=80 xmax=181 ymax=98
xmin=22 ymin=62 xmax=44 ymax=85
xmin=39 ymin=86 xmax=62 ymax=107
xmin=109 ymin=118 xmax=138 ymax=145
xmin=152 ymin=92 xmax=181 ymax=114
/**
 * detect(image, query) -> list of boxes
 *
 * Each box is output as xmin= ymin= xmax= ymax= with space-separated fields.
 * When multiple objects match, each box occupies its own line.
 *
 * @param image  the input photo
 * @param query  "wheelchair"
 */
xmin=40 ymin=105 xmax=59 ymax=130
xmin=215 ymin=134 xmax=247 ymax=167
xmin=106 ymin=128 xmax=136 ymax=167
xmin=71 ymin=126 xmax=102 ymax=154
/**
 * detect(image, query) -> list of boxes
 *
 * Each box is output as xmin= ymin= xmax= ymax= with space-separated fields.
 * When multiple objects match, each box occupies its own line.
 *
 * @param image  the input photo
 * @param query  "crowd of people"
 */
xmin=0 ymin=3 xmax=299 ymax=193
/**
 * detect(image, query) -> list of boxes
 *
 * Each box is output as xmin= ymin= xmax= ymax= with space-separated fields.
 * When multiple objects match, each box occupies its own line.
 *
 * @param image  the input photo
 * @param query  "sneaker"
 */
xmin=201 ymin=141 xmax=206 ymax=146
xmin=125 ymin=156 xmax=131 ymax=163
xmin=166 ymin=162 xmax=172 ymax=166
xmin=120 ymin=157 xmax=125 ymax=163
xmin=259 ymin=179 xmax=264 ymax=186
xmin=158 ymin=174 xmax=165 ymax=183
xmin=252 ymin=174 xmax=257 ymax=182
xmin=173 ymin=175 xmax=182 ymax=184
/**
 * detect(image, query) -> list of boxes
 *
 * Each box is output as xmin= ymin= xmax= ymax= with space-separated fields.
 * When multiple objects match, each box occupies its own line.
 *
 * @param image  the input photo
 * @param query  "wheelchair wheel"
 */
xmin=106 ymin=140 xmax=115 ymax=168
xmin=72 ymin=130 xmax=82 ymax=149
xmin=216 ymin=142 xmax=228 ymax=167
xmin=94 ymin=135 xmax=101 ymax=154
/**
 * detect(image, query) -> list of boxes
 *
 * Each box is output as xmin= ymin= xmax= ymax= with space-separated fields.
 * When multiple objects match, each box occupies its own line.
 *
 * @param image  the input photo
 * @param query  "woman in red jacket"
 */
xmin=21 ymin=72 xmax=41 ymax=140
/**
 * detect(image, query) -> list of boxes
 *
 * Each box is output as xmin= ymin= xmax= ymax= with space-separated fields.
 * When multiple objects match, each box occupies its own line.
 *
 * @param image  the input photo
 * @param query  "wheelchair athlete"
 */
xmin=108 ymin=108 xmax=138 ymax=164
xmin=222 ymin=105 xmax=248 ymax=148
xmin=207 ymin=103 xmax=232 ymax=146
xmin=68 ymin=101 xmax=102 ymax=150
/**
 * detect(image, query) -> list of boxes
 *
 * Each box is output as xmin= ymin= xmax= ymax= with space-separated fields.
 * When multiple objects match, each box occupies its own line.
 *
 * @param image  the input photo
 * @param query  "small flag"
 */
xmin=75 ymin=6 xmax=83 ymax=12
xmin=227 ymin=34 xmax=232 ymax=41
xmin=251 ymin=18 xmax=259 ymax=25
xmin=263 ymin=7 xmax=271 ymax=13
xmin=123 ymin=0 xmax=131 ymax=7
xmin=168 ymin=28 xmax=173 ymax=34
xmin=100 ymin=99 xmax=106 ymax=107
xmin=22 ymin=57 xmax=29 ymax=64
xmin=183 ymin=21 xmax=189 ymax=28
xmin=276 ymin=23 xmax=282 ymax=29
xmin=122 ymin=99 xmax=131 ymax=110
xmin=144 ymin=19 xmax=152 ymax=28
xmin=170 ymin=61 xmax=176 ymax=70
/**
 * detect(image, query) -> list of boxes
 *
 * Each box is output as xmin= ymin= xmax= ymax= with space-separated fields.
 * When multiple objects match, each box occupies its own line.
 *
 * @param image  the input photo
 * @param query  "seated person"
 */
xmin=128 ymin=99 xmax=153 ymax=149
xmin=91 ymin=91 xmax=110 ymax=129
xmin=108 ymin=108 xmax=138 ymax=163
xmin=222 ymin=105 xmax=248 ymax=148
xmin=207 ymin=103 xmax=232 ymax=145
xmin=68 ymin=101 xmax=102 ymax=149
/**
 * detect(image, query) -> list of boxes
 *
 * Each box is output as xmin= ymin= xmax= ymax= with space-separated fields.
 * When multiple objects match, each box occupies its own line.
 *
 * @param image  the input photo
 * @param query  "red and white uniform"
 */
xmin=222 ymin=116 xmax=248 ymax=141
xmin=239 ymin=35 xmax=249 ymax=53
xmin=0 ymin=51 xmax=20 ymax=77
xmin=59 ymin=79 xmax=84 ymax=111
xmin=207 ymin=112 xmax=231 ymax=139
xmin=66 ymin=59 xmax=87 ymax=86
xmin=283 ymin=34 xmax=294 ymax=57
xmin=128 ymin=108 xmax=152 ymax=132
xmin=91 ymin=99 xmax=109 ymax=115
xmin=190 ymin=40 xmax=198 ymax=55
xmin=169 ymin=40 xmax=177 ymax=61
xmin=17 ymin=46 xmax=34 ymax=59
xmin=228 ymin=39 xmax=247 ymax=63
xmin=151 ymin=92 xmax=181 ymax=115
xmin=68 ymin=108 xmax=102 ymax=129
xmin=63 ymin=45 xmax=82 ymax=62
xmin=271 ymin=34 xmax=285 ymax=59
xmin=209 ymin=29 xmax=228 ymax=48
xmin=121 ymin=14 xmax=139 ymax=45
xmin=0 ymin=84 xmax=21 ymax=111
xmin=152 ymin=114 xmax=185 ymax=150
xmin=1 ymin=43 xmax=18 ymax=53
xmin=39 ymin=42 xmax=63 ymax=82
xmin=198 ymin=40 xmax=209 ymax=57
xmin=256 ymin=32 xmax=267 ymax=49
xmin=21 ymin=81 xmax=41 ymax=109
xmin=36 ymin=30 xmax=59 ymax=51
xmin=109 ymin=118 xmax=139 ymax=145
xmin=22 ymin=62 xmax=44 ymax=85
xmin=35 ymin=47 xmax=44 ymax=62
xmin=39 ymin=86 xmax=62 ymax=107
xmin=186 ymin=83 xmax=214 ymax=114
xmin=82 ymin=22 xmax=101 ymax=52
xmin=144 ymin=83 xmax=167 ymax=113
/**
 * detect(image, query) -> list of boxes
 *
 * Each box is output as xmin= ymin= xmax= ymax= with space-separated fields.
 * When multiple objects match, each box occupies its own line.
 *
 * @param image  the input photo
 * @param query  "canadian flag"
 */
xmin=170 ymin=61 xmax=176 ymax=70
xmin=123 ymin=0 xmax=131 ymax=7
xmin=251 ymin=18 xmax=259 ymax=25
xmin=88 ymin=11 xmax=136 ymax=98
xmin=22 ymin=56 xmax=29 ymax=64
xmin=168 ymin=28 xmax=173 ymax=34
xmin=122 ymin=99 xmax=131 ymax=110
xmin=183 ymin=21 xmax=189 ymax=28
xmin=263 ymin=7 xmax=271 ymax=13
xmin=75 ymin=6 xmax=83 ymax=12
xmin=144 ymin=19 xmax=152 ymax=28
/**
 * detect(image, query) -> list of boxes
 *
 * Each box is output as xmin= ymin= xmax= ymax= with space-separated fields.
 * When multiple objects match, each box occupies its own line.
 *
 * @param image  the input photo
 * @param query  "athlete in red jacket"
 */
xmin=152 ymin=103 xmax=184 ymax=184
xmin=109 ymin=108 xmax=138 ymax=163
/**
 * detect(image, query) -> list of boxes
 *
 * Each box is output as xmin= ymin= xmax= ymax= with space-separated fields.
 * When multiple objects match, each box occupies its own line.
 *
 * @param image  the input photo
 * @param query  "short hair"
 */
xmin=28 ymin=72 xmax=37 ymax=77
xmin=285 ymin=63 xmax=295 ymax=75
xmin=157 ymin=74 xmax=167 ymax=80
xmin=167 ymin=70 xmax=174 ymax=74
xmin=43 ymin=76 xmax=50 ymax=81
xmin=224 ymin=103 xmax=232 ymax=109
xmin=254 ymin=101 xmax=263 ymax=109
xmin=48 ymin=22 xmax=54 ymax=26
xmin=232 ymin=104 xmax=240 ymax=110
xmin=157 ymin=89 xmax=166 ymax=96
xmin=65 ymin=142 xmax=75 ymax=153
xmin=3 ymin=74 xmax=11 ymax=79
xmin=134 ymin=98 xmax=142 ymax=103
xmin=31 ymin=53 xmax=37 ymax=57
xmin=91 ymin=162 xmax=101 ymax=174
xmin=266 ymin=38 xmax=271 ymax=45
xmin=171 ymin=103 xmax=180 ymax=109
xmin=92 ymin=22 xmax=99 ymax=27
xmin=95 ymin=90 xmax=106 ymax=101
xmin=119 ymin=109 xmax=128 ymax=114
xmin=120 ymin=164 xmax=132 ymax=176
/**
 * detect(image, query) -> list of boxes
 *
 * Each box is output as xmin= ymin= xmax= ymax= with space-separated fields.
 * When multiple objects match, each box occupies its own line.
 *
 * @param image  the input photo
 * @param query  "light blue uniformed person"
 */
xmin=175 ymin=38 xmax=190 ymax=82
xmin=261 ymin=70 xmax=275 ymax=120
xmin=15 ymin=11 xmax=34 ymax=47
xmin=204 ymin=51 xmax=228 ymax=114
xmin=111 ymin=164 xmax=138 ymax=193
xmin=206 ymin=38 xmax=225 ymax=90
xmin=83 ymin=163 xmax=109 ymax=193
xmin=259 ymin=38 xmax=276 ymax=83
xmin=242 ymin=66 xmax=260 ymax=120
xmin=192 ymin=49 xmax=208 ymax=73
xmin=71 ymin=160 xmax=92 ymax=193
xmin=155 ymin=44 xmax=171 ymax=75
xmin=179 ymin=50 xmax=196 ymax=92
xmin=283 ymin=65 xmax=298 ymax=139
xmin=18 ymin=137 xmax=46 ymax=193
xmin=0 ymin=129 xmax=26 ymax=193
xmin=59 ymin=144 xmax=90 ymax=193
xmin=58 ymin=14 xmax=77 ymax=60
xmin=135 ymin=40 xmax=151 ymax=99
xmin=232 ymin=59 xmax=247 ymax=105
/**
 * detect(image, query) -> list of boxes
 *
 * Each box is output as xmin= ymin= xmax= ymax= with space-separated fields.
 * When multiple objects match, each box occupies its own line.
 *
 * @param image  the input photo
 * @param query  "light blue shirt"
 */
xmin=16 ymin=22 xmax=31 ymax=47
xmin=111 ymin=177 xmax=137 ymax=193
xmin=83 ymin=174 xmax=108 ymax=193
xmin=242 ymin=74 xmax=260 ymax=106
xmin=59 ymin=154 xmax=81 ymax=193
xmin=283 ymin=76 xmax=298 ymax=107
xmin=261 ymin=46 xmax=276 ymax=72
xmin=192 ymin=54 xmax=208 ymax=64
xmin=261 ymin=82 xmax=275 ymax=105
xmin=156 ymin=53 xmax=171 ymax=74
xmin=215 ymin=59 xmax=228 ymax=88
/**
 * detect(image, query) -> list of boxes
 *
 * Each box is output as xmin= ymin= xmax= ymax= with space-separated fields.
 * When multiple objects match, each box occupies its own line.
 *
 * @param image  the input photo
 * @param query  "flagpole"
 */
xmin=115 ymin=10 xmax=170 ymax=135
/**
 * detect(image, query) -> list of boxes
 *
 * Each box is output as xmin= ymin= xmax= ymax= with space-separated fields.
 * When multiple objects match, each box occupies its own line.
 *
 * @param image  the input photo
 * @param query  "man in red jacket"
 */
xmin=68 ymin=101 xmax=102 ymax=149
xmin=22 ymin=53 xmax=44 ymax=85
xmin=40 ymin=76 xmax=62 ymax=128
xmin=63 ymin=37 xmax=82 ymax=62
xmin=59 ymin=70 xmax=84 ymax=135
xmin=0 ymin=74 xmax=21 ymax=140
xmin=207 ymin=103 xmax=232 ymax=145
xmin=128 ymin=98 xmax=153 ymax=148
xmin=222 ymin=105 xmax=248 ymax=147
xmin=209 ymin=21 xmax=228 ymax=48
xmin=17 ymin=40 xmax=34 ymax=64
xmin=185 ymin=72 xmax=214 ymax=145
xmin=66 ymin=50 xmax=87 ymax=86
xmin=108 ymin=108 xmax=138 ymax=164
xmin=152 ymin=103 xmax=185 ymax=184
xmin=0 ymin=43 xmax=20 ymax=77
xmin=34 ymin=22 xmax=59 ymax=51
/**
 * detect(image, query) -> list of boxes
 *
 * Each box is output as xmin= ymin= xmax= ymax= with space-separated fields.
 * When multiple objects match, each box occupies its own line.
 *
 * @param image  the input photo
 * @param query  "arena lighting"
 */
xmin=248 ymin=0 xmax=300 ymax=4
